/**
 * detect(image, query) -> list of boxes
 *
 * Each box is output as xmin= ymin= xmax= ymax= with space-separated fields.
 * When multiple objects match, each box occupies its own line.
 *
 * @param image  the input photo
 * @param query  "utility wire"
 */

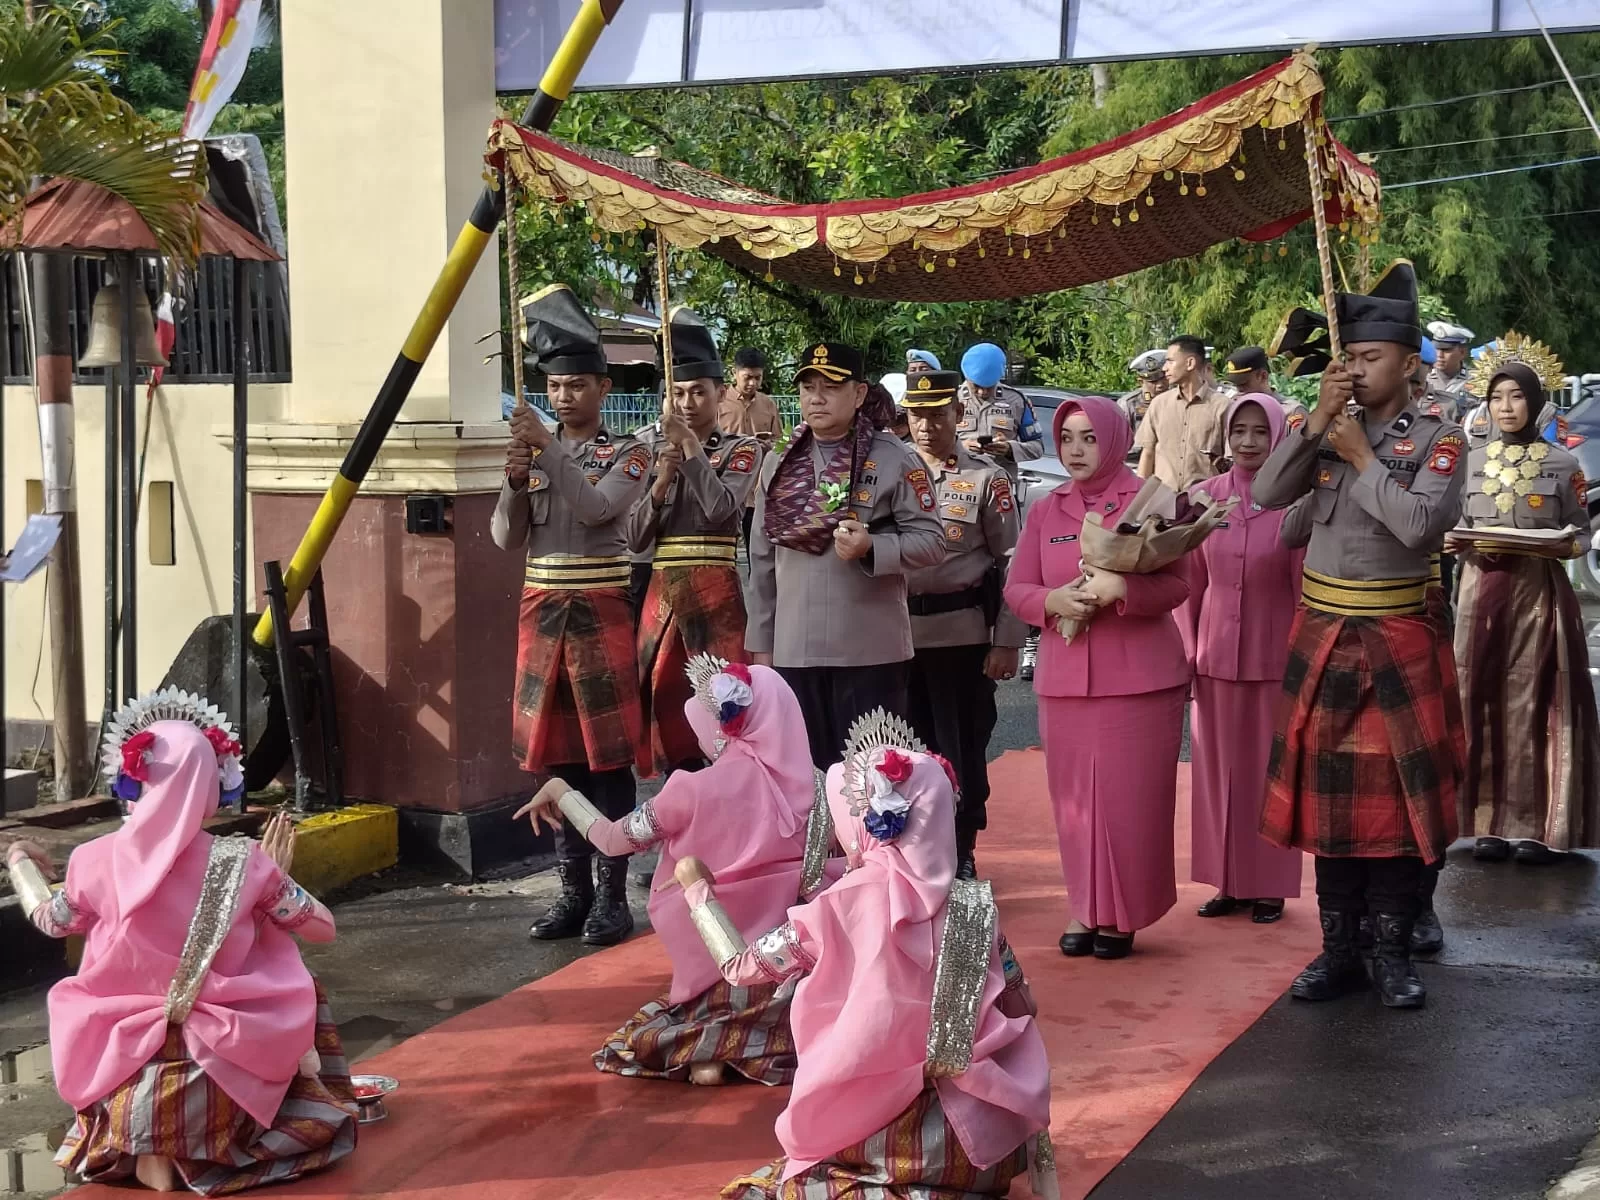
xmin=1366 ymin=126 xmax=1589 ymax=155
xmin=1330 ymin=71 xmax=1600 ymax=123
xmin=1526 ymin=0 xmax=1600 ymax=144
xmin=1387 ymin=152 xmax=1600 ymax=189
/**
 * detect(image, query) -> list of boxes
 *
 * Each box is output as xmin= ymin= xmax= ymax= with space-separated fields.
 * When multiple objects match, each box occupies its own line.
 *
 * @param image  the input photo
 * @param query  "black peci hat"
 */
xmin=899 ymin=369 xmax=961 ymax=408
xmin=521 ymin=284 xmax=609 ymax=377
xmin=1270 ymin=260 xmax=1422 ymax=376
xmin=658 ymin=305 xmax=723 ymax=382
xmin=794 ymin=341 xmax=866 ymax=384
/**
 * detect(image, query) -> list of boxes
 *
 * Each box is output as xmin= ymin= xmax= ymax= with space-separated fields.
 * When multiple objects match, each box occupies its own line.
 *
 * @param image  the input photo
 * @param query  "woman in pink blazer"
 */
xmin=1004 ymin=395 xmax=1190 ymax=959
xmin=1186 ymin=394 xmax=1313 ymax=924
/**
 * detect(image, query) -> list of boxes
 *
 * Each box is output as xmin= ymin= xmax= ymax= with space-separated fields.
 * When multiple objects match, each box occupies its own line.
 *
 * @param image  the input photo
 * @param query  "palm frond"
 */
xmin=0 ymin=4 xmax=120 ymax=102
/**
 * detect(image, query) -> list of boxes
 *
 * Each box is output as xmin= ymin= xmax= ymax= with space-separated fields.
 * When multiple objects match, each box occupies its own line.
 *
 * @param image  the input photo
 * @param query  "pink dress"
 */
xmin=1187 ymin=399 xmax=1312 ymax=900
xmin=1004 ymin=395 xmax=1191 ymax=934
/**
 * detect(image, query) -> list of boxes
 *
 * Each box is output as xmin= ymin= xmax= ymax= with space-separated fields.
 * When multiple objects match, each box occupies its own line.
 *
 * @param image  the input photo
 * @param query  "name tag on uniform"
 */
xmin=1049 ymin=534 xmax=1078 ymax=544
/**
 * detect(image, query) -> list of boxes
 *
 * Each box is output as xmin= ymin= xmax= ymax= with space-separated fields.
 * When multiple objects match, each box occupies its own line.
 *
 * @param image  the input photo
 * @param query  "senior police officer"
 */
xmin=1425 ymin=321 xmax=1475 ymax=411
xmin=745 ymin=342 xmax=945 ymax=770
xmin=901 ymin=370 xmax=1024 ymax=880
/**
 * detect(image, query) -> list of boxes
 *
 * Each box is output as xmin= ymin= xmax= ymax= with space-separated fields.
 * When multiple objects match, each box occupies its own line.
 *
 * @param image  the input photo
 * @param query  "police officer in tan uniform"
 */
xmin=745 ymin=342 xmax=946 ymax=769
xmin=1255 ymin=261 xmax=1466 ymax=1010
xmin=493 ymin=284 xmax=653 ymax=949
xmin=900 ymin=370 xmax=1024 ymax=880
xmin=957 ymin=342 xmax=1044 ymax=483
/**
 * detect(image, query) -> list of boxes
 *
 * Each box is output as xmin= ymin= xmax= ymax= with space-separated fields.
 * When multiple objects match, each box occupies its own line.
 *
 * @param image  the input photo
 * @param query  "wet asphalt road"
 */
xmin=2 ymin=619 xmax=1599 ymax=1198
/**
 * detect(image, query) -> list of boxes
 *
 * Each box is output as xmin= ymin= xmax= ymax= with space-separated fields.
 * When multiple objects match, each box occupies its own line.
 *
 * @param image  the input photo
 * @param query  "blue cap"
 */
xmin=1419 ymin=336 xmax=1437 ymax=366
xmin=906 ymin=348 xmax=941 ymax=371
xmin=960 ymin=342 xmax=1007 ymax=388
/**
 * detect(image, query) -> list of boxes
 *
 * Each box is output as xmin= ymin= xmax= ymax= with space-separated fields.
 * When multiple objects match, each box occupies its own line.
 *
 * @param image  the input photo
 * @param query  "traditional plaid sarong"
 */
xmin=593 ymin=977 xmax=797 ymax=1085
xmin=514 ymin=585 xmax=642 ymax=773
xmin=1262 ymin=607 xmax=1462 ymax=862
xmin=721 ymin=1085 xmax=1026 ymax=1199
xmin=636 ymin=562 xmax=749 ymax=775
xmin=57 ymin=979 xmax=357 ymax=1197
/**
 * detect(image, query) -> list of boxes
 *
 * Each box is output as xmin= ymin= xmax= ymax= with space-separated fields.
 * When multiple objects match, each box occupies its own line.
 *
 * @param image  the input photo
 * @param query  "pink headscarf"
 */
xmin=648 ymin=665 xmax=816 ymax=1005
xmin=49 ymin=722 xmax=318 ymax=1127
xmin=775 ymin=752 xmax=1051 ymax=1179
xmin=1191 ymin=392 xmax=1287 ymax=513
xmin=1052 ymin=395 xmax=1138 ymax=518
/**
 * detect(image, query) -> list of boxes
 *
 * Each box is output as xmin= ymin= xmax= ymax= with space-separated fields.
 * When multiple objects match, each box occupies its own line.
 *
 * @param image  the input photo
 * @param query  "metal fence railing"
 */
xmin=2 ymin=255 xmax=292 ymax=386
xmin=501 ymin=392 xmax=803 ymax=434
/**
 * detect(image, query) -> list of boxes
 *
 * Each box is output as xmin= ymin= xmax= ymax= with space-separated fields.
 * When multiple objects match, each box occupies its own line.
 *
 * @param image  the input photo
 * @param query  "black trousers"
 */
xmin=906 ymin=643 xmax=996 ymax=847
xmin=779 ymin=661 xmax=911 ymax=772
xmin=547 ymin=762 xmax=636 ymax=862
xmin=1314 ymin=856 xmax=1425 ymax=919
xmin=628 ymin=561 xmax=654 ymax=621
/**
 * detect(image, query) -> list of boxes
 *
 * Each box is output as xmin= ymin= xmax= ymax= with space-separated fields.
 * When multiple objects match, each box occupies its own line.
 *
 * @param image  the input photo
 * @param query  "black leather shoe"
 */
xmin=1093 ymin=931 xmax=1135 ymax=960
xmin=1251 ymin=900 xmax=1285 ymax=924
xmin=582 ymin=855 xmax=636 ymax=947
xmin=530 ymin=858 xmax=592 ymax=941
xmin=1291 ymin=909 xmax=1366 ymax=1001
xmin=1410 ymin=908 xmax=1444 ymax=956
xmin=1473 ymin=837 xmax=1512 ymax=862
xmin=1515 ymin=841 xmax=1565 ymax=865
xmin=1197 ymin=894 xmax=1246 ymax=918
xmin=955 ymin=854 xmax=978 ymax=881
xmin=1058 ymin=931 xmax=1095 ymax=957
xmin=1372 ymin=912 xmax=1427 ymax=1009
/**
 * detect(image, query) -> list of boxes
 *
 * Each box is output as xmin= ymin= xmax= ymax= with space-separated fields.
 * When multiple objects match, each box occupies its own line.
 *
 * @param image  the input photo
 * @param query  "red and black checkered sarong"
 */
xmin=514 ymin=586 xmax=642 ymax=773
xmin=1262 ymin=607 xmax=1463 ymax=862
xmin=636 ymin=563 xmax=748 ymax=776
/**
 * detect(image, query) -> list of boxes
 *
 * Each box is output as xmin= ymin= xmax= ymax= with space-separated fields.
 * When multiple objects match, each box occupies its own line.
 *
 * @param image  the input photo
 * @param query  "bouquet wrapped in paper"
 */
xmin=1057 ymin=477 xmax=1238 ymax=643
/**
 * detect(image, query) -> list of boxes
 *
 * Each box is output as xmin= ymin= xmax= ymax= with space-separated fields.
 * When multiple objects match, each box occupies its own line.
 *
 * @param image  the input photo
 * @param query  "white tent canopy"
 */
xmin=494 ymin=0 xmax=1599 ymax=91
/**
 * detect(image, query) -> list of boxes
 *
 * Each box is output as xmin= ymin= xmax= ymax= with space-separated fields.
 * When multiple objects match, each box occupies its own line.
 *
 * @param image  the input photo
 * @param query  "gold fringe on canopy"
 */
xmin=485 ymin=52 xmax=1380 ymax=303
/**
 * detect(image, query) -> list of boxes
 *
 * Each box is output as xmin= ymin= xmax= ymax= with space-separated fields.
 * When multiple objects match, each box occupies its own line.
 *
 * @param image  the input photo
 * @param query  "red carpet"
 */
xmin=76 ymin=749 xmax=1319 ymax=1199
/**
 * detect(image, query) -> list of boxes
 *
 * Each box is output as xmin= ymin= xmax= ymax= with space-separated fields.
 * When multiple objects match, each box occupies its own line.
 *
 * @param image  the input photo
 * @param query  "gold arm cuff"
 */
xmin=925 ymin=879 xmax=997 ymax=1078
xmin=688 ymin=895 xmax=747 ymax=966
xmin=7 ymin=857 xmax=53 ymax=918
xmin=556 ymin=789 xmax=602 ymax=839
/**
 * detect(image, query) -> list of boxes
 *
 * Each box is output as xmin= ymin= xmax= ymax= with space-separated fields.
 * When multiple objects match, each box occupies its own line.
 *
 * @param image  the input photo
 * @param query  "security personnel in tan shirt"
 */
xmin=492 ymin=284 xmax=653 ymax=950
xmin=718 ymin=347 xmax=781 ymax=554
xmin=1138 ymin=335 xmax=1231 ymax=491
xmin=626 ymin=307 xmax=761 ymax=778
xmin=900 ymin=370 xmax=1024 ymax=879
xmin=746 ymin=341 xmax=945 ymax=770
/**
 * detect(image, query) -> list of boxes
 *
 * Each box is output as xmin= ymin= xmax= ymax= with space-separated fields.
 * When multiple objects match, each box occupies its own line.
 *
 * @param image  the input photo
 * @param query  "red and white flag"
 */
xmin=183 ymin=0 xmax=264 ymax=141
xmin=147 ymin=294 xmax=177 ymax=399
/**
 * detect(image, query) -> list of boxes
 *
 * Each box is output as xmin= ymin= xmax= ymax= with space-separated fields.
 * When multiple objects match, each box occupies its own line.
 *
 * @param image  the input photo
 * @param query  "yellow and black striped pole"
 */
xmin=253 ymin=0 xmax=624 ymax=648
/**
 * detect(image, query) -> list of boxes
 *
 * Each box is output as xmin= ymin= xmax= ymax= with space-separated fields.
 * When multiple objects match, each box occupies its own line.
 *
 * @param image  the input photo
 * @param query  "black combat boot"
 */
xmin=530 ymin=857 xmax=593 ymax=942
xmin=583 ymin=855 xmax=636 ymax=947
xmin=1411 ymin=865 xmax=1444 ymax=955
xmin=955 ymin=830 xmax=978 ymax=881
xmin=1371 ymin=912 xmax=1427 ymax=1009
xmin=1290 ymin=908 xmax=1367 ymax=1001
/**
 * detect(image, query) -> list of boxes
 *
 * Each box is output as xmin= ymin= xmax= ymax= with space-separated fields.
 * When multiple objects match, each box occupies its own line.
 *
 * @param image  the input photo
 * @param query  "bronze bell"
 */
xmin=79 ymin=277 xmax=168 ymax=368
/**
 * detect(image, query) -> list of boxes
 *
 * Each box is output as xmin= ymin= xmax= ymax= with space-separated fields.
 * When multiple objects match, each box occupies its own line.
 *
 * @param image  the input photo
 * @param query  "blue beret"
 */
xmin=906 ymin=348 xmax=941 ymax=371
xmin=1419 ymin=336 xmax=1437 ymax=366
xmin=960 ymin=342 xmax=1007 ymax=388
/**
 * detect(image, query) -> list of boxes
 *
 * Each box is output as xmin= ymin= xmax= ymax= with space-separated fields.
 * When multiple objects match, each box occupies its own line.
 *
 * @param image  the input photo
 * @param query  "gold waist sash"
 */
xmin=1429 ymin=552 xmax=1442 ymax=586
xmin=524 ymin=554 xmax=631 ymax=591
xmin=1301 ymin=568 xmax=1429 ymax=617
xmin=653 ymin=535 xmax=738 ymax=569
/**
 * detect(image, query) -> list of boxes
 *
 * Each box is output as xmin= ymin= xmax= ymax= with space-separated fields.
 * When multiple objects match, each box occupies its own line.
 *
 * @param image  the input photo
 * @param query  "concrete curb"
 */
xmin=1550 ymin=1128 xmax=1600 ymax=1199
xmin=289 ymin=804 xmax=399 ymax=897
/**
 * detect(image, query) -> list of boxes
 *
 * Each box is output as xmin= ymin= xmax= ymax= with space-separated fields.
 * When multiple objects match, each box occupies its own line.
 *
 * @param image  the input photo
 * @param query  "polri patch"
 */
xmin=594 ymin=445 xmax=616 ymax=461
xmin=1576 ymin=471 xmax=1589 ymax=508
xmin=1429 ymin=434 xmax=1463 ymax=476
xmin=623 ymin=447 xmax=650 ymax=480
xmin=992 ymin=476 xmax=1014 ymax=513
xmin=1393 ymin=439 xmax=1415 ymax=456
xmin=907 ymin=467 xmax=936 ymax=512
xmin=945 ymin=523 xmax=964 ymax=541
xmin=727 ymin=446 xmax=757 ymax=474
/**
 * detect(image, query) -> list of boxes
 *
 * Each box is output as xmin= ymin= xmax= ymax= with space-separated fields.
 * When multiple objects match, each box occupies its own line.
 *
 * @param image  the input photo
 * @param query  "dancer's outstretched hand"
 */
xmin=260 ymin=811 xmax=297 ymax=874
xmin=512 ymin=777 xmax=569 ymax=835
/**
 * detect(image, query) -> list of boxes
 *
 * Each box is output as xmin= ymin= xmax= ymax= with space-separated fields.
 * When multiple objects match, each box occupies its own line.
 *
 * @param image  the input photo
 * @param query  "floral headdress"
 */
xmin=685 ymin=653 xmax=756 ymax=752
xmin=101 ymin=687 xmax=245 ymax=808
xmin=839 ymin=709 xmax=958 ymax=844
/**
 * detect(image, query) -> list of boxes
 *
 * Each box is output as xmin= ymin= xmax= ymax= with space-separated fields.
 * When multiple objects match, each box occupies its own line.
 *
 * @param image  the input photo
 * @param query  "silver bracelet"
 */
xmin=555 ymin=789 xmax=602 ymax=838
xmin=7 ymin=856 xmax=54 ymax=918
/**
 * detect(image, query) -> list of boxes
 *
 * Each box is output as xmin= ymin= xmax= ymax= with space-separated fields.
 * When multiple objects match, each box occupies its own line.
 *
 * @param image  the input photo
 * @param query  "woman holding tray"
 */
xmin=1004 ymin=395 xmax=1191 ymax=959
xmin=514 ymin=657 xmax=820 ymax=1086
xmin=1448 ymin=359 xmax=1600 ymax=863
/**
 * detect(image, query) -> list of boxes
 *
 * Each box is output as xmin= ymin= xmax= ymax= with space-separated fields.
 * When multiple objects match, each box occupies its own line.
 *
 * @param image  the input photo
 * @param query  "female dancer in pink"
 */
xmin=1005 ymin=395 xmax=1191 ymax=959
xmin=1187 ymin=394 xmax=1313 ymax=922
xmin=516 ymin=657 xmax=821 ymax=1086
xmin=4 ymin=691 xmax=355 ymax=1194
xmin=679 ymin=713 xmax=1056 ymax=1198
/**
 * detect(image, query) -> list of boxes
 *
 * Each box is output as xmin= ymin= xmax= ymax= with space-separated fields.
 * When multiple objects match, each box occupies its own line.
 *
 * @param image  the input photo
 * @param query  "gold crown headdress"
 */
xmin=1466 ymin=331 xmax=1566 ymax=397
xmin=840 ymin=708 xmax=926 ymax=818
xmin=684 ymin=652 xmax=730 ymax=715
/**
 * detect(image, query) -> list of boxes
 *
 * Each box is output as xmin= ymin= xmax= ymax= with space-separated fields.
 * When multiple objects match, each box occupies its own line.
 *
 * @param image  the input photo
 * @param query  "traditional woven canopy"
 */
xmin=486 ymin=53 xmax=1379 ymax=303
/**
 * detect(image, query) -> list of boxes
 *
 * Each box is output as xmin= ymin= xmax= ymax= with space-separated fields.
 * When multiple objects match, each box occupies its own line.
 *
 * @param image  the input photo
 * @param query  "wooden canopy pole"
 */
xmin=656 ymin=234 xmax=673 ymax=418
xmin=1303 ymin=115 xmax=1342 ymax=359
xmin=502 ymin=166 xmax=527 ymax=412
